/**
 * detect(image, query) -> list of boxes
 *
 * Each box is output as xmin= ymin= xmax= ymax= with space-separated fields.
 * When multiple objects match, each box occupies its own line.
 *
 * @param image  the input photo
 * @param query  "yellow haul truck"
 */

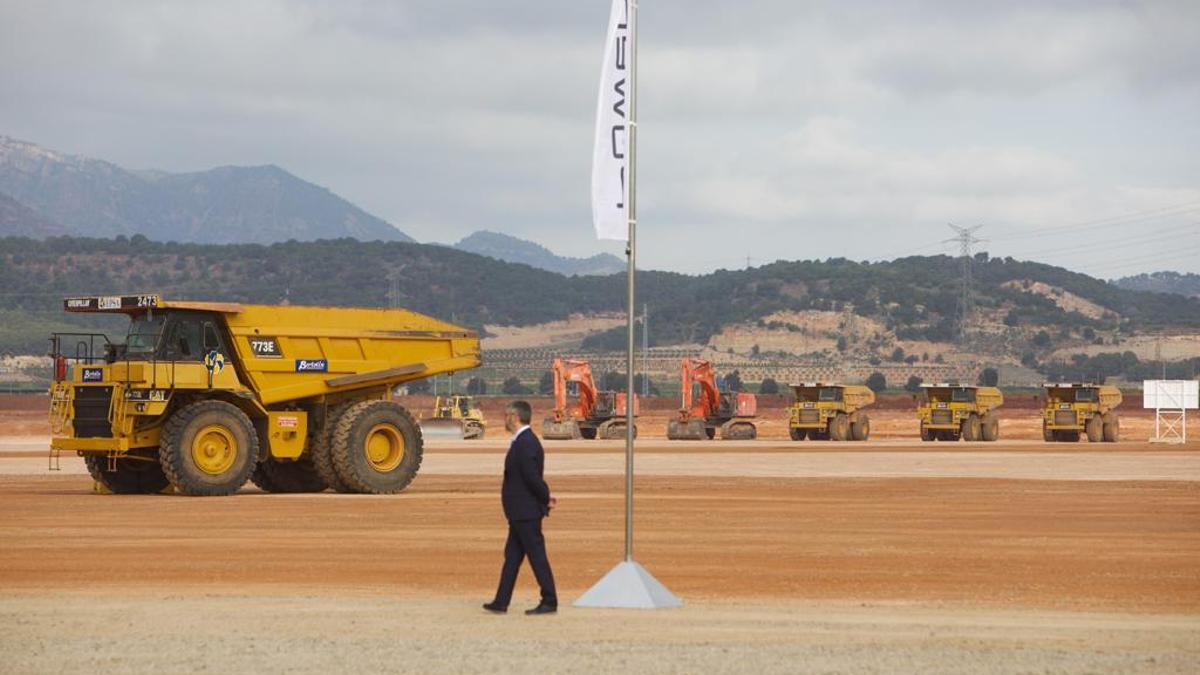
xmin=48 ymin=295 xmax=480 ymax=496
xmin=1041 ymin=383 xmax=1122 ymax=443
xmin=787 ymin=383 xmax=875 ymax=441
xmin=916 ymin=383 xmax=1003 ymax=442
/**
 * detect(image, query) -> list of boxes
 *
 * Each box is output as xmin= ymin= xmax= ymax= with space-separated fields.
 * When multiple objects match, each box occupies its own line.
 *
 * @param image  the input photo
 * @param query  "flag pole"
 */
xmin=623 ymin=0 xmax=638 ymax=563
xmin=575 ymin=0 xmax=681 ymax=609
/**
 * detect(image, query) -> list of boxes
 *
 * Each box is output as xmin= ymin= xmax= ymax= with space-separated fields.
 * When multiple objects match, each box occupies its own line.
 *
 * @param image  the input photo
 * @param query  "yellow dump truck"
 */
xmin=1041 ymin=383 xmax=1122 ymax=443
xmin=917 ymin=384 xmax=1004 ymax=442
xmin=48 ymin=295 xmax=480 ymax=495
xmin=787 ymin=383 xmax=875 ymax=441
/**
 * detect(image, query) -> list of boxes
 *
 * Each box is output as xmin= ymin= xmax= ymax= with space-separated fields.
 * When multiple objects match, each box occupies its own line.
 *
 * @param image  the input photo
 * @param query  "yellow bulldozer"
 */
xmin=421 ymin=395 xmax=487 ymax=439
xmin=48 ymin=294 xmax=480 ymax=495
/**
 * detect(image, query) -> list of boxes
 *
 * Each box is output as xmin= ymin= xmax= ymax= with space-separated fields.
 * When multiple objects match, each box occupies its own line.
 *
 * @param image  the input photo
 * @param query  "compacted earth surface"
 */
xmin=1 ymin=394 xmax=1197 ymax=673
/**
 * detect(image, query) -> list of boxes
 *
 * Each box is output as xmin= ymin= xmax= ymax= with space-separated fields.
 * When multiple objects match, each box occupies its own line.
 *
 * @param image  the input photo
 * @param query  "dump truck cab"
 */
xmin=1041 ymin=383 xmax=1121 ymax=443
xmin=916 ymin=383 xmax=1003 ymax=442
xmin=49 ymin=294 xmax=480 ymax=495
xmin=787 ymin=383 xmax=874 ymax=441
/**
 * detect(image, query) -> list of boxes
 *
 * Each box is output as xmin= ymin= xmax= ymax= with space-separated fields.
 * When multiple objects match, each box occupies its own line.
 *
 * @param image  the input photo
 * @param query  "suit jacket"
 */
xmin=502 ymin=428 xmax=551 ymax=522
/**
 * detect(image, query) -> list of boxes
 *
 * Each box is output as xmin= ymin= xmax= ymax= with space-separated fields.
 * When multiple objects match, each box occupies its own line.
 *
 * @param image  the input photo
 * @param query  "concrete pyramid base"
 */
xmin=572 ymin=560 xmax=683 ymax=609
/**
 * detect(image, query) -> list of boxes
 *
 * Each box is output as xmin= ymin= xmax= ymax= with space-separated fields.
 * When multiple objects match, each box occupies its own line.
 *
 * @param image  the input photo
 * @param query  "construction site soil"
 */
xmin=1 ymin=394 xmax=1197 ymax=673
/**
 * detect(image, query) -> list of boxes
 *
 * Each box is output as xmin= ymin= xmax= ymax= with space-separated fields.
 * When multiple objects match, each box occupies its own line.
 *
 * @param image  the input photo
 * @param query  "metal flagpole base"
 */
xmin=573 ymin=560 xmax=683 ymax=609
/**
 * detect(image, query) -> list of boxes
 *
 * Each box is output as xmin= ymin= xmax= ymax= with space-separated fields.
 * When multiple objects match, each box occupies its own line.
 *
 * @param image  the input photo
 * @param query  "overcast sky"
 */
xmin=2 ymin=1 xmax=1197 ymax=277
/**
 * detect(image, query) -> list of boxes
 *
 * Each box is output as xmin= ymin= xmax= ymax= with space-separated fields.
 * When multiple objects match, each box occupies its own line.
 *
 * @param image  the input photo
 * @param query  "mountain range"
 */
xmin=1114 ymin=271 xmax=1200 ymax=298
xmin=452 ymin=230 xmax=624 ymax=276
xmin=0 ymin=136 xmax=623 ymax=275
xmin=0 ymin=136 xmax=412 ymax=244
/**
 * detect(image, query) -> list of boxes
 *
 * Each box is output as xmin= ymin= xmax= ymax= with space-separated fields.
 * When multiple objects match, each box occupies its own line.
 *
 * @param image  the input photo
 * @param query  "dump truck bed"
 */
xmin=220 ymin=304 xmax=480 ymax=405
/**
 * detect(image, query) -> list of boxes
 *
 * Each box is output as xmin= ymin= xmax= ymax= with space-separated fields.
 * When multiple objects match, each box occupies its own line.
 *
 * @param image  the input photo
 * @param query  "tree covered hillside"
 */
xmin=1 ymin=236 xmax=1198 ymax=355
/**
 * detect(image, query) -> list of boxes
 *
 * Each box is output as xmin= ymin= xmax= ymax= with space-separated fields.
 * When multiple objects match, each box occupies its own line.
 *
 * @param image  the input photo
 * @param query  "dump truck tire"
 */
xmin=332 ymin=400 xmax=423 ymax=494
xmin=252 ymin=456 xmax=326 ymax=493
xmin=981 ymin=414 xmax=1000 ymax=442
xmin=84 ymin=452 xmax=170 ymax=494
xmin=920 ymin=422 xmax=934 ymax=442
xmin=160 ymin=400 xmax=258 ymax=496
xmin=1103 ymin=413 xmax=1120 ymax=443
xmin=961 ymin=414 xmax=981 ymax=442
xmin=1055 ymin=430 xmax=1080 ymax=442
xmin=1043 ymin=422 xmax=1055 ymax=442
xmin=1085 ymin=415 xmax=1104 ymax=443
xmin=829 ymin=413 xmax=850 ymax=441
xmin=312 ymin=403 xmax=354 ymax=493
xmin=850 ymin=413 xmax=870 ymax=441
xmin=789 ymin=427 xmax=806 ymax=441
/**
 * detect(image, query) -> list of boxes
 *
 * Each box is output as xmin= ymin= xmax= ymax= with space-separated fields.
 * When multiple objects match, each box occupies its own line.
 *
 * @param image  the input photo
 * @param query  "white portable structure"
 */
xmin=1143 ymin=380 xmax=1199 ymax=444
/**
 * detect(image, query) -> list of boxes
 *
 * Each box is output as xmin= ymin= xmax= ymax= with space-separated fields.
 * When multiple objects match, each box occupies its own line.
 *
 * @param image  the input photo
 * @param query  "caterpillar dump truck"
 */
xmin=787 ymin=383 xmax=874 ymax=441
xmin=1041 ymin=383 xmax=1122 ymax=442
xmin=541 ymin=358 xmax=638 ymax=440
xmin=48 ymin=294 xmax=480 ymax=496
xmin=917 ymin=383 xmax=1003 ymax=442
xmin=666 ymin=358 xmax=757 ymax=440
xmin=421 ymin=395 xmax=486 ymax=440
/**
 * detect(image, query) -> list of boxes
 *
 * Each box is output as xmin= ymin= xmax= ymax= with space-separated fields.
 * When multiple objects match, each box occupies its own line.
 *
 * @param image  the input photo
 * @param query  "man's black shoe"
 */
xmin=482 ymin=602 xmax=507 ymax=614
xmin=525 ymin=603 xmax=557 ymax=616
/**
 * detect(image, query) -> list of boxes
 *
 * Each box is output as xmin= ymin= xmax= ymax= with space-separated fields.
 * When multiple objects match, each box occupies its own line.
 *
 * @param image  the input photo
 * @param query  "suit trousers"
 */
xmin=493 ymin=517 xmax=557 ymax=608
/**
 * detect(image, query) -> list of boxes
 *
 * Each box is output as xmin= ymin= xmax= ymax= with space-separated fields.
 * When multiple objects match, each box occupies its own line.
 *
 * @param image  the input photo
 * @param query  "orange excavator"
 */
xmin=541 ymin=358 xmax=639 ymax=440
xmin=666 ymin=358 xmax=757 ymax=440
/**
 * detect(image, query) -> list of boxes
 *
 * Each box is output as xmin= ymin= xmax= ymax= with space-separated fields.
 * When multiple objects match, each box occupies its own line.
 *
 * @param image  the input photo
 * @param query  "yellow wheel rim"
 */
xmin=364 ymin=423 xmax=404 ymax=472
xmin=191 ymin=424 xmax=238 ymax=475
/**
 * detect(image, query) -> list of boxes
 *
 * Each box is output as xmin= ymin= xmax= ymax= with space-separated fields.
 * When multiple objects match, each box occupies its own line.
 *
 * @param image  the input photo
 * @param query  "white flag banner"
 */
xmin=591 ymin=0 xmax=631 ymax=241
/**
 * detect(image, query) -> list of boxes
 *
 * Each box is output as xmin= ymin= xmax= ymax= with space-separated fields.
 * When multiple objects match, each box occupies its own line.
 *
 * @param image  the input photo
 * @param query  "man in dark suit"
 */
xmin=483 ymin=400 xmax=558 ymax=615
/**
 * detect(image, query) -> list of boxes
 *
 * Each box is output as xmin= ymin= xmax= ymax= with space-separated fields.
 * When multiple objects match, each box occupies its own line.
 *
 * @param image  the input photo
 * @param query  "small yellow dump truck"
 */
xmin=917 ymin=384 xmax=1004 ymax=442
xmin=49 ymin=295 xmax=480 ymax=495
xmin=1041 ymin=383 xmax=1122 ymax=442
xmin=787 ymin=383 xmax=875 ymax=441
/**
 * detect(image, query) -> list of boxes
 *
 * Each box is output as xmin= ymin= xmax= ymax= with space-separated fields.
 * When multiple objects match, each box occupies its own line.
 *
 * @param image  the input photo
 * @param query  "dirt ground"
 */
xmin=1 ymin=398 xmax=1198 ymax=673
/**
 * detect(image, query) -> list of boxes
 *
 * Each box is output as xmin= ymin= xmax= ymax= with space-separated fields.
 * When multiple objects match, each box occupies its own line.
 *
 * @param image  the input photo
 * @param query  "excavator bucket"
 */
xmin=542 ymin=416 xmax=582 ymax=440
xmin=667 ymin=417 xmax=707 ymax=441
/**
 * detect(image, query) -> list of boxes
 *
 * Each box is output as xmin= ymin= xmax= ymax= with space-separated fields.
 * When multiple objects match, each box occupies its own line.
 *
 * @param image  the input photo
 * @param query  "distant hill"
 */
xmin=3 ymin=237 xmax=1200 ymax=361
xmin=0 ymin=191 xmax=67 ymax=237
xmin=1114 ymin=271 xmax=1200 ymax=298
xmin=454 ymin=230 xmax=624 ymax=276
xmin=0 ymin=136 xmax=413 ymax=244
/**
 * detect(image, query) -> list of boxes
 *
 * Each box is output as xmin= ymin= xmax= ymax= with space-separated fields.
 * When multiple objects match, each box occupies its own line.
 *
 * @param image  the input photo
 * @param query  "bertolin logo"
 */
xmin=295 ymin=359 xmax=328 ymax=373
xmin=82 ymin=368 xmax=104 ymax=382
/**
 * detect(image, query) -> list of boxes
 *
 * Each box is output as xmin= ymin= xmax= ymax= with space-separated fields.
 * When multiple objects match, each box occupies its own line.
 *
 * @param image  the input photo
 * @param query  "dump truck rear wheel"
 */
xmin=980 ymin=414 xmax=1000 ymax=442
xmin=1102 ymin=413 xmax=1120 ymax=442
xmin=332 ymin=400 xmax=423 ymax=494
xmin=251 ymin=456 xmax=326 ymax=493
xmin=829 ymin=413 xmax=850 ymax=441
xmin=312 ymin=403 xmax=354 ymax=493
xmin=961 ymin=414 xmax=981 ymax=442
xmin=1085 ymin=415 xmax=1104 ymax=443
xmin=84 ymin=452 xmax=170 ymax=494
xmin=850 ymin=413 xmax=870 ymax=441
xmin=160 ymin=400 xmax=258 ymax=496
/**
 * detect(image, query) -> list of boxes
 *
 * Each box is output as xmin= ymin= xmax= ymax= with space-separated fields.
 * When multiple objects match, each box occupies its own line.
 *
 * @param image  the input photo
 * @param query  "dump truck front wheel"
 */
xmin=160 ymin=401 xmax=258 ymax=496
xmin=1085 ymin=415 xmax=1104 ymax=443
xmin=961 ymin=414 xmax=982 ymax=442
xmin=84 ymin=452 xmax=170 ymax=494
xmin=789 ymin=427 xmax=806 ymax=441
xmin=332 ymin=400 xmax=423 ymax=494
